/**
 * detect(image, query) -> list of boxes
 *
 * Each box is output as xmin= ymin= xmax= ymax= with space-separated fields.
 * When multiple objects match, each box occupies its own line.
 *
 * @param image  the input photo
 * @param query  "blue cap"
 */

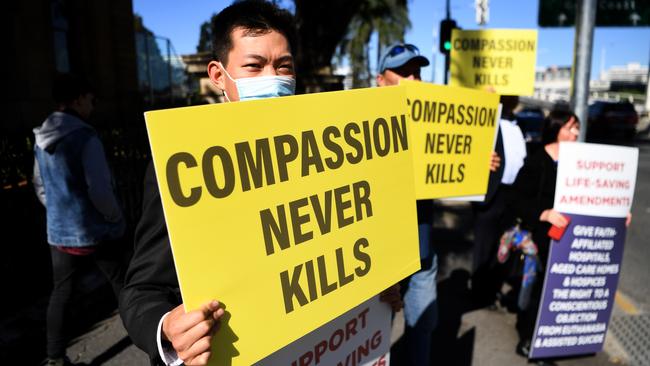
xmin=378 ymin=43 xmax=430 ymax=73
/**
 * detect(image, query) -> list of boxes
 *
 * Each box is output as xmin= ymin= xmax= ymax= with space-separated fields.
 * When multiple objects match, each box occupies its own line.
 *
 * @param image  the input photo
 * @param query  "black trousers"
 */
xmin=471 ymin=185 xmax=513 ymax=304
xmin=46 ymin=243 xmax=125 ymax=358
xmin=516 ymin=269 xmax=545 ymax=342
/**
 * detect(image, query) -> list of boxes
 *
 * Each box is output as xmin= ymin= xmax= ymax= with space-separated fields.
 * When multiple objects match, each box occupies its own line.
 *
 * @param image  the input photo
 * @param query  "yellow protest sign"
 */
xmin=401 ymin=80 xmax=500 ymax=199
xmin=144 ymin=86 xmax=420 ymax=366
xmin=450 ymin=29 xmax=538 ymax=96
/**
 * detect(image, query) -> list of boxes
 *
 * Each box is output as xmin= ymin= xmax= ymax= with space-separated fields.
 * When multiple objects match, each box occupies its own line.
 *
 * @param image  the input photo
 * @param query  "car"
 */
xmin=587 ymin=101 xmax=639 ymax=140
xmin=515 ymin=107 xmax=545 ymax=143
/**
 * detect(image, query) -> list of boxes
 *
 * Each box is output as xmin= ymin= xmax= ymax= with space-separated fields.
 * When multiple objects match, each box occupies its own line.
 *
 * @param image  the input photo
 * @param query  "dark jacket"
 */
xmin=33 ymin=111 xmax=124 ymax=246
xmin=119 ymin=162 xmax=181 ymax=365
xmin=509 ymin=148 xmax=557 ymax=265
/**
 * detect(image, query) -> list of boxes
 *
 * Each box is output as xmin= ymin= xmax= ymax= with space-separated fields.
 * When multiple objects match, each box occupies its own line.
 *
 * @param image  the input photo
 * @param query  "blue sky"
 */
xmin=133 ymin=0 xmax=650 ymax=82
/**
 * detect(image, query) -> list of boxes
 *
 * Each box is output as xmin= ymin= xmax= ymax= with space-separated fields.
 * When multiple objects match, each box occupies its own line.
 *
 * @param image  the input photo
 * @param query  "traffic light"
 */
xmin=439 ymin=19 xmax=457 ymax=55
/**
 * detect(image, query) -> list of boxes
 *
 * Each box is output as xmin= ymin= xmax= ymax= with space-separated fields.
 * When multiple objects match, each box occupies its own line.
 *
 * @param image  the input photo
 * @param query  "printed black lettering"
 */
xmin=202 ymin=145 xmax=235 ymax=198
xmin=411 ymin=99 xmax=422 ymax=121
xmin=289 ymin=197 xmax=313 ymax=245
xmin=354 ymin=237 xmax=371 ymax=277
xmin=334 ymin=185 xmax=354 ymax=228
xmin=274 ymin=134 xmax=299 ymax=182
xmin=260 ymin=205 xmax=291 ymax=255
xmin=344 ymin=122 xmax=363 ymax=164
xmin=322 ymin=126 xmax=344 ymax=169
xmin=335 ymin=247 xmax=354 ymax=286
xmin=280 ymin=264 xmax=308 ymax=313
xmin=166 ymin=152 xmax=201 ymax=207
xmin=423 ymin=101 xmax=436 ymax=122
xmin=318 ymin=255 xmax=338 ymax=296
xmin=301 ymin=130 xmax=325 ymax=177
xmin=352 ymin=180 xmax=373 ymax=220
xmin=373 ymin=117 xmax=390 ymax=157
xmin=391 ymin=115 xmax=409 ymax=152
xmin=310 ymin=190 xmax=333 ymax=235
xmin=362 ymin=120 xmax=374 ymax=160
xmin=235 ymin=139 xmax=275 ymax=192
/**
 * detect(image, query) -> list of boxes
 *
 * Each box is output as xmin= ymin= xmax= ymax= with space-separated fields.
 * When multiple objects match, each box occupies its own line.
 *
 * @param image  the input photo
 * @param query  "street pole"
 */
xmin=444 ymin=0 xmax=450 ymax=85
xmin=645 ymin=41 xmax=650 ymax=112
xmin=570 ymin=0 xmax=597 ymax=142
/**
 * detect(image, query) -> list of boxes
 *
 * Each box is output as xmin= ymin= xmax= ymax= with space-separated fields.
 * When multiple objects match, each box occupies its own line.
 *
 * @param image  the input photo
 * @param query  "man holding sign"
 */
xmin=120 ymin=2 xmax=298 ymax=365
xmin=120 ymin=2 xmax=417 ymax=366
xmin=375 ymin=43 xmax=438 ymax=366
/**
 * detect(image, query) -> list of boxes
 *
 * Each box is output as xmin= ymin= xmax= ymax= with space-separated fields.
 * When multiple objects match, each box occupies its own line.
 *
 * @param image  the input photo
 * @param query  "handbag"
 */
xmin=497 ymin=219 xmax=540 ymax=310
xmin=497 ymin=156 xmax=548 ymax=310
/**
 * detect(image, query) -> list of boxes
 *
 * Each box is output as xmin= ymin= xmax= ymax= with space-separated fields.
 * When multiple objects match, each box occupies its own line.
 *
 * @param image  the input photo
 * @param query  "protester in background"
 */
xmin=33 ymin=73 xmax=126 ymax=366
xmin=119 ymin=2 xmax=297 ymax=365
xmin=508 ymin=109 xmax=580 ymax=366
xmin=471 ymin=95 xmax=527 ymax=308
xmin=376 ymin=43 xmax=438 ymax=366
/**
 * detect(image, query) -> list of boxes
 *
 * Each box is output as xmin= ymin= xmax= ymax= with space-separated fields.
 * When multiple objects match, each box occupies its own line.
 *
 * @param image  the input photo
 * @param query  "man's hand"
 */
xmin=540 ymin=209 xmax=569 ymax=228
xmin=379 ymin=284 xmax=403 ymax=312
xmin=162 ymin=300 xmax=224 ymax=366
xmin=490 ymin=151 xmax=501 ymax=172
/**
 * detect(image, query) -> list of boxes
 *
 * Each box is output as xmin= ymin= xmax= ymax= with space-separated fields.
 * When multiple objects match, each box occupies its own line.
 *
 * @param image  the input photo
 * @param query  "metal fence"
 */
xmin=135 ymin=32 xmax=189 ymax=107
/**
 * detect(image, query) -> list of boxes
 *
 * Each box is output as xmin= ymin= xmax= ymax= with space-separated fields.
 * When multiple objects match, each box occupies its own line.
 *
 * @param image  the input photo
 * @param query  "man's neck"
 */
xmin=61 ymin=108 xmax=84 ymax=121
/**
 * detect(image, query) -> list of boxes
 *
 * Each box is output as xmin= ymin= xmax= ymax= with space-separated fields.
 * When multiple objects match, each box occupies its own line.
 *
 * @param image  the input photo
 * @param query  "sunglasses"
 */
xmin=387 ymin=44 xmax=420 ymax=57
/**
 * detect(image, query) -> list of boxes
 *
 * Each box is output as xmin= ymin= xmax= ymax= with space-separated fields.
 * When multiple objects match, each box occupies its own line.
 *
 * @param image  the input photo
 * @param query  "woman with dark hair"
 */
xmin=508 ymin=109 xmax=580 ymax=366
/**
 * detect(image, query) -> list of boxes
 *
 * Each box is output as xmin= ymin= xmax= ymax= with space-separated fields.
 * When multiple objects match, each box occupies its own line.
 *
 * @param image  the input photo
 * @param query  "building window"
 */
xmin=51 ymin=0 xmax=70 ymax=73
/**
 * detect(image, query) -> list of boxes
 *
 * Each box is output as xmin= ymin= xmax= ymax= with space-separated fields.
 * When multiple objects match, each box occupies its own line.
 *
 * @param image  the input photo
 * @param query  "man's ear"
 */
xmin=376 ymin=73 xmax=385 ymax=87
xmin=207 ymin=61 xmax=226 ymax=91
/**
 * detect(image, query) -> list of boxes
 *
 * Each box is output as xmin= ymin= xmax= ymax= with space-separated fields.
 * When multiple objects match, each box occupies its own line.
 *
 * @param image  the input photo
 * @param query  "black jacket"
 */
xmin=509 ymin=148 xmax=557 ymax=265
xmin=119 ymin=162 xmax=182 ymax=365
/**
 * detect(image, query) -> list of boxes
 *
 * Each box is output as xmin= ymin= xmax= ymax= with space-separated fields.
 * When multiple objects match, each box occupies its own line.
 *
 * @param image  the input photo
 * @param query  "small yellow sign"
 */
xmin=402 ymin=80 xmax=500 ymax=199
xmin=450 ymin=29 xmax=538 ymax=96
xmin=144 ymin=86 xmax=421 ymax=366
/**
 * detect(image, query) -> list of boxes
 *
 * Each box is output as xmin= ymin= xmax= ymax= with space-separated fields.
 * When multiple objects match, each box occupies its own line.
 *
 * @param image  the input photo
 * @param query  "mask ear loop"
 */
xmin=218 ymin=62 xmax=234 ymax=102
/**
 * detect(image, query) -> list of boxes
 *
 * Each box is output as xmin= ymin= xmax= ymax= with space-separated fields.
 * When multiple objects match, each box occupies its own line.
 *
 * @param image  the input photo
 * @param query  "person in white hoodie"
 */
xmin=33 ymin=73 xmax=125 ymax=366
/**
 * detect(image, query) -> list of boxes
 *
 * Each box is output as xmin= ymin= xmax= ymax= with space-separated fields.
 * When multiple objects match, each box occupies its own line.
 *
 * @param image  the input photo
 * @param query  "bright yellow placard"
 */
xmin=450 ymin=29 xmax=538 ymax=96
xmin=144 ymin=86 xmax=420 ymax=366
xmin=401 ymin=80 xmax=500 ymax=199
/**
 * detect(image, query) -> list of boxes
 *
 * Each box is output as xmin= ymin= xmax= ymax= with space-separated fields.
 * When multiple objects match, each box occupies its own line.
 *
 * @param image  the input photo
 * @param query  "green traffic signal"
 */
xmin=439 ymin=18 xmax=456 ymax=54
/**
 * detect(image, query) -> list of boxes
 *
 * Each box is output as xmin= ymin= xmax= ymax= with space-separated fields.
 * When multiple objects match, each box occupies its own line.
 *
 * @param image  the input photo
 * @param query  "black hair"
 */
xmin=499 ymin=95 xmax=519 ymax=119
xmin=542 ymin=109 xmax=579 ymax=144
xmin=52 ymin=73 xmax=94 ymax=105
xmin=211 ymin=0 xmax=296 ymax=66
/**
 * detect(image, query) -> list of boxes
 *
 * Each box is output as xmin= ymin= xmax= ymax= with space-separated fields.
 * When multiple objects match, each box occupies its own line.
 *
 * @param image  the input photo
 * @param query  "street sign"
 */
xmin=538 ymin=0 xmax=650 ymax=27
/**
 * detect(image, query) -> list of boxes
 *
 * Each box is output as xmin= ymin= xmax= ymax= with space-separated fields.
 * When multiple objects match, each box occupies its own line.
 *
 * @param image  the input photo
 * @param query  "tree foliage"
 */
xmin=338 ymin=0 xmax=410 ymax=88
xmin=197 ymin=20 xmax=212 ymax=53
xmin=194 ymin=0 xmax=410 ymax=90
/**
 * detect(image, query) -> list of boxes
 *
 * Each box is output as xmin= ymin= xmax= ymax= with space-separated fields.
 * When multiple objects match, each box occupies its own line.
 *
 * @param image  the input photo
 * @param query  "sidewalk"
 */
xmin=5 ymin=201 xmax=640 ymax=365
xmin=56 ymin=295 xmax=620 ymax=366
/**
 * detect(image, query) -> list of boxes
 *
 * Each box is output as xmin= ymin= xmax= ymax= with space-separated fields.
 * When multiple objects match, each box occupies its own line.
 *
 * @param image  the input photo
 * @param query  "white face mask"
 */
xmin=219 ymin=62 xmax=296 ymax=101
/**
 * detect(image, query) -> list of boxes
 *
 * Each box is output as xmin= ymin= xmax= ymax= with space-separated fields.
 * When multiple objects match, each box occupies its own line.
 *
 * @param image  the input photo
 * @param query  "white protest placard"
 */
xmin=530 ymin=142 xmax=639 ymax=359
xmin=554 ymin=142 xmax=638 ymax=218
xmin=254 ymin=296 xmax=391 ymax=366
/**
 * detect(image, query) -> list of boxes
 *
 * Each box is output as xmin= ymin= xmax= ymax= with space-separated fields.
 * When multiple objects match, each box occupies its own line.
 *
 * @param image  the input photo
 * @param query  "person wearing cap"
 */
xmin=376 ymin=43 xmax=438 ymax=366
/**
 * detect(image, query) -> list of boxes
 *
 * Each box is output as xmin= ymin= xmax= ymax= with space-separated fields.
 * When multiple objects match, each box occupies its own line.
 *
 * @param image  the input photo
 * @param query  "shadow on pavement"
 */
xmin=86 ymin=336 xmax=133 ymax=366
xmin=0 ymin=235 xmax=132 ymax=365
xmin=431 ymin=269 xmax=475 ymax=366
xmin=391 ymin=202 xmax=478 ymax=366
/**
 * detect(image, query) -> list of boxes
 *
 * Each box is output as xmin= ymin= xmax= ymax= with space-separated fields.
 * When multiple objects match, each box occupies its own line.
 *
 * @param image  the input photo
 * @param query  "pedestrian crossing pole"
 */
xmin=570 ymin=0 xmax=597 ymax=142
